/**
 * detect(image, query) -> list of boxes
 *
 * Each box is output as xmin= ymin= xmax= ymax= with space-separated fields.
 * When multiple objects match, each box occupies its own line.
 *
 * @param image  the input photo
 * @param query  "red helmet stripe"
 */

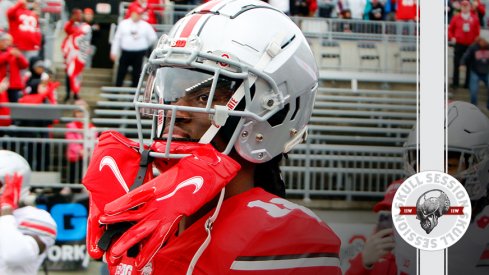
xmin=180 ymin=14 xmax=203 ymax=38
xmin=19 ymin=221 xmax=57 ymax=237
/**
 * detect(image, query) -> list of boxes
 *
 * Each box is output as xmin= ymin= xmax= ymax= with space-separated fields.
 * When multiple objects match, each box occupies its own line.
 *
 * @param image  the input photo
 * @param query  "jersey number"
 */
xmin=18 ymin=14 xmax=37 ymax=32
xmin=248 ymin=198 xmax=321 ymax=222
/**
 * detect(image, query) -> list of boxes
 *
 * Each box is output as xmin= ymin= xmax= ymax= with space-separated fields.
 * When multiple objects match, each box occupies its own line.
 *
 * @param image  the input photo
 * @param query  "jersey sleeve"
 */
xmin=0 ymin=215 xmax=39 ymax=267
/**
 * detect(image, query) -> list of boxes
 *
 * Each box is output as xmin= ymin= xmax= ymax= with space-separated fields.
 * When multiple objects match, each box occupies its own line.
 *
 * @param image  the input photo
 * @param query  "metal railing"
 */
xmin=0 ymin=103 xmax=95 ymax=185
xmin=282 ymin=142 xmax=405 ymax=201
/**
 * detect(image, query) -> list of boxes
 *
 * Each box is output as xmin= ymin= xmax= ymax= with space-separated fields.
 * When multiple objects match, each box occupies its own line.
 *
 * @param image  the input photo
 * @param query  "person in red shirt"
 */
xmin=290 ymin=0 xmax=318 ymax=16
xmin=7 ymin=0 xmax=42 ymax=62
xmin=395 ymin=0 xmax=417 ymax=21
xmin=61 ymin=8 xmax=84 ymax=102
xmin=448 ymin=0 xmax=480 ymax=89
xmin=82 ymin=0 xmax=341 ymax=274
xmin=0 ymin=32 xmax=29 ymax=103
xmin=345 ymin=180 xmax=401 ymax=275
xmin=125 ymin=0 xmax=158 ymax=25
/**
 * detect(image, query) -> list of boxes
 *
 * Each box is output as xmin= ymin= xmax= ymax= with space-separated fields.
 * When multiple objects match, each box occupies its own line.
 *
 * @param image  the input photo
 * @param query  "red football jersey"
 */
xmin=7 ymin=2 xmax=42 ymax=51
xmin=108 ymin=188 xmax=341 ymax=275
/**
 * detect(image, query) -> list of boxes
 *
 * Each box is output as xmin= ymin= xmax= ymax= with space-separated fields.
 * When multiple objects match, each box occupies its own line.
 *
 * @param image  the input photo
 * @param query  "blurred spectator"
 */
xmin=0 ymin=32 xmax=29 ymax=103
xmin=318 ymin=0 xmax=337 ymax=18
xmin=290 ymin=0 xmax=318 ymax=16
xmin=448 ymin=0 xmax=480 ymax=89
xmin=148 ymin=0 xmax=165 ymax=24
xmin=126 ymin=0 xmax=158 ymax=25
xmin=61 ymin=8 xmax=83 ymax=102
xmin=349 ymin=0 xmax=367 ymax=19
xmin=334 ymin=8 xmax=354 ymax=32
xmin=395 ymin=0 xmax=417 ymax=38
xmin=460 ymin=32 xmax=489 ymax=109
xmin=336 ymin=0 xmax=351 ymax=17
xmin=364 ymin=0 xmax=385 ymax=33
xmin=395 ymin=0 xmax=417 ymax=21
xmin=83 ymin=8 xmax=100 ymax=68
xmin=345 ymin=180 xmax=402 ymax=275
xmin=341 ymin=7 xmax=353 ymax=18
xmin=7 ymin=0 xmax=42 ymax=61
xmin=268 ymin=0 xmax=291 ymax=14
xmin=0 ymin=0 xmax=15 ymax=31
xmin=448 ymin=0 xmax=463 ymax=22
xmin=65 ymin=99 xmax=96 ymax=185
xmin=17 ymin=70 xmax=59 ymax=171
xmin=22 ymin=60 xmax=58 ymax=105
xmin=63 ymin=8 xmax=83 ymax=39
xmin=471 ymin=0 xmax=486 ymax=26
xmin=111 ymin=7 xmax=157 ymax=87
xmin=367 ymin=0 xmax=385 ymax=21
xmin=383 ymin=0 xmax=395 ymax=21
xmin=24 ymin=56 xmax=45 ymax=91
xmin=62 ymin=9 xmax=92 ymax=102
xmin=0 ymin=35 xmax=10 ymax=129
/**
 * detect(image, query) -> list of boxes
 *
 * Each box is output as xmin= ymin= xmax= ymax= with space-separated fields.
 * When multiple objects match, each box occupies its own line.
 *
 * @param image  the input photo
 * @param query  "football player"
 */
xmin=82 ymin=0 xmax=342 ymax=274
xmin=0 ymin=150 xmax=57 ymax=275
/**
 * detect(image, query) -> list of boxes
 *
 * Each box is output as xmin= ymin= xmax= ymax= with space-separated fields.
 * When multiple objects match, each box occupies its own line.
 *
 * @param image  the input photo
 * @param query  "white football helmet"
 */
xmin=404 ymin=101 xmax=489 ymax=200
xmin=0 ymin=150 xmax=31 ymax=194
xmin=134 ymin=0 xmax=318 ymax=163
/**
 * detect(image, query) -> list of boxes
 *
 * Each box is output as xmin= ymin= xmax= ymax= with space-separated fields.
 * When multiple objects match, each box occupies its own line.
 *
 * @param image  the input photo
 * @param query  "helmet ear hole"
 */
xmin=290 ymin=97 xmax=300 ymax=121
xmin=267 ymin=103 xmax=289 ymax=127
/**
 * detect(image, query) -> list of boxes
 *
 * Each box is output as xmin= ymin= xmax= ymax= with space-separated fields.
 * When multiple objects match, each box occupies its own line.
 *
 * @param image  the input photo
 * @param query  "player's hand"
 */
xmin=361 ymin=228 xmax=395 ymax=268
xmin=1 ymin=173 xmax=23 ymax=210
xmin=82 ymin=131 xmax=152 ymax=259
xmin=99 ymin=144 xmax=240 ymax=269
xmin=9 ymin=48 xmax=21 ymax=57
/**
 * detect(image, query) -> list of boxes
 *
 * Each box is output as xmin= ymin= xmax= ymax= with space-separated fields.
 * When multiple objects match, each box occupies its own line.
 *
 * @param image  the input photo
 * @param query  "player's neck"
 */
xmin=178 ymin=159 xmax=255 ymax=233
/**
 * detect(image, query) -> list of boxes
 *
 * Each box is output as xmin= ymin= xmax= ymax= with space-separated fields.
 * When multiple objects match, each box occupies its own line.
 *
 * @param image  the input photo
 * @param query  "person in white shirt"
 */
xmin=268 ymin=0 xmax=290 ymax=14
xmin=110 ymin=6 xmax=157 ymax=87
xmin=0 ymin=150 xmax=57 ymax=275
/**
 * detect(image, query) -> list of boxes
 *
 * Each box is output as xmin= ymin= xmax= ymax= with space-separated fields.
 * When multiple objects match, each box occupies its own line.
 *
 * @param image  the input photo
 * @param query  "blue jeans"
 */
xmin=469 ymin=70 xmax=489 ymax=108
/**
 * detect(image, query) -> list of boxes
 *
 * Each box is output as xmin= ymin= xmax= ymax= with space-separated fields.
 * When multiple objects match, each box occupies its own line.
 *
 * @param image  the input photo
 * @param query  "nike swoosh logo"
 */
xmin=156 ymin=176 xmax=204 ymax=201
xmin=99 ymin=156 xmax=129 ymax=193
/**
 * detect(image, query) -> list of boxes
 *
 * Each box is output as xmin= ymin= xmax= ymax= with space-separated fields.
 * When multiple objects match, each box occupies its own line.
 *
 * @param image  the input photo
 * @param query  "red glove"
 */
xmin=99 ymin=144 xmax=240 ymax=269
xmin=1 ymin=173 xmax=23 ymax=210
xmin=82 ymin=131 xmax=222 ymax=260
xmin=86 ymin=194 xmax=105 ymax=259
xmin=82 ymin=131 xmax=153 ymax=259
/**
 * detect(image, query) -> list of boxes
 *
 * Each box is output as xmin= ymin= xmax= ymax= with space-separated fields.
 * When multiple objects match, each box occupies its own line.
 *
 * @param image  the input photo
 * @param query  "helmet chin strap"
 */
xmin=199 ymin=32 xmax=285 ymax=145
